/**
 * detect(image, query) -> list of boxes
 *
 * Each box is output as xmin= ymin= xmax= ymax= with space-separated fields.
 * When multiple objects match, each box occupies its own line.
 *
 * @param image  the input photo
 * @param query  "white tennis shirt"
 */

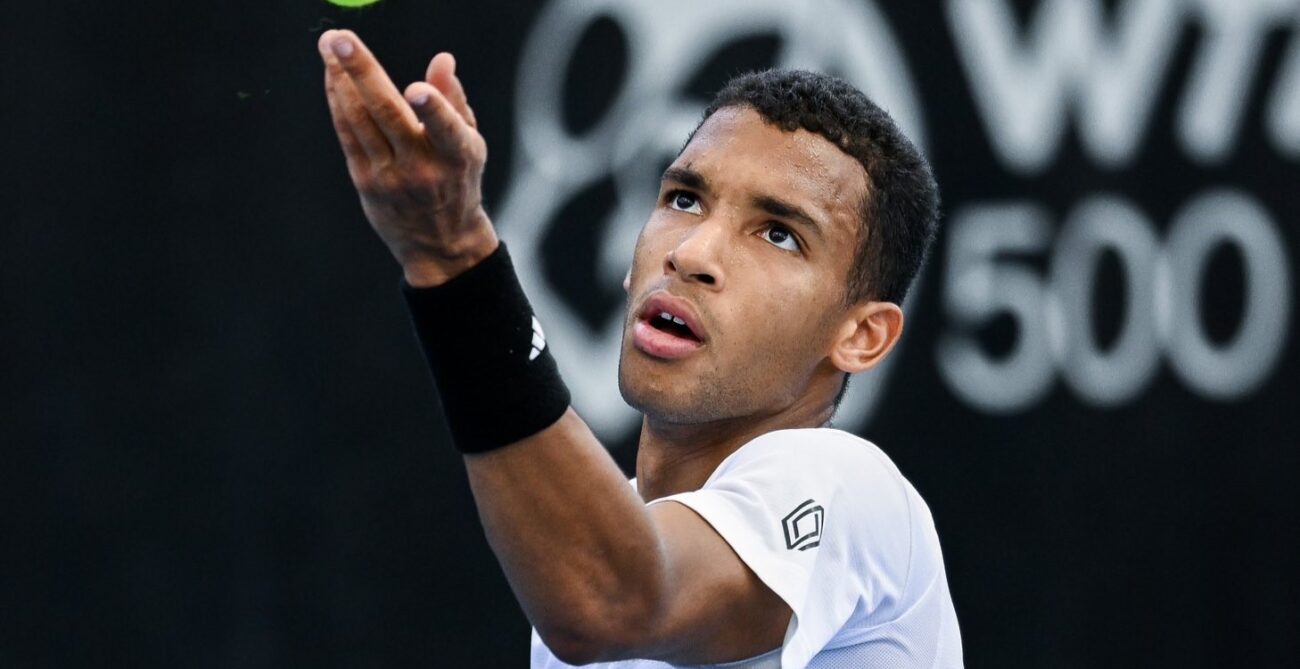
xmin=530 ymin=427 xmax=963 ymax=668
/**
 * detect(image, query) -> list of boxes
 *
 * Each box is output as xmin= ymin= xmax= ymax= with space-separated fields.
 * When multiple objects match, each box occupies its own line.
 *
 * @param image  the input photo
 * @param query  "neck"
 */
xmin=634 ymin=390 xmax=837 ymax=502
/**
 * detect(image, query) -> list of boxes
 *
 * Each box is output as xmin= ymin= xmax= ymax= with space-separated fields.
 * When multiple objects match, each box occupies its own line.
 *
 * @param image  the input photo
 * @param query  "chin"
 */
xmin=618 ymin=355 xmax=737 ymax=425
xmin=623 ymin=391 xmax=712 ymax=425
xmin=618 ymin=355 xmax=691 ymax=422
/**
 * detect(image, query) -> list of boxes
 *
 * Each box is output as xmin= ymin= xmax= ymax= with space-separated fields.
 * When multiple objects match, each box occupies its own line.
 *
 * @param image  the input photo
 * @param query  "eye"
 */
xmin=761 ymin=224 xmax=801 ymax=252
xmin=666 ymin=190 xmax=703 ymax=215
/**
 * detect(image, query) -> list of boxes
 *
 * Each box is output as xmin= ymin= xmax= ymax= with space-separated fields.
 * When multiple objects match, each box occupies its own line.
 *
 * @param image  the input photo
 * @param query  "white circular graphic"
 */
xmin=497 ymin=0 xmax=928 ymax=441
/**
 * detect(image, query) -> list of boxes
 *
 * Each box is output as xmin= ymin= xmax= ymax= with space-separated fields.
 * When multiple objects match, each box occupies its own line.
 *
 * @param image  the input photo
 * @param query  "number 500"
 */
xmin=937 ymin=190 xmax=1292 ymax=413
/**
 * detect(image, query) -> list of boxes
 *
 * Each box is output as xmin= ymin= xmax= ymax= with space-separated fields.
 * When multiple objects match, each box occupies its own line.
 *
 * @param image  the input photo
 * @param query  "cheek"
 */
xmin=628 ymin=216 xmax=676 ymax=283
xmin=769 ymin=277 xmax=842 ymax=353
xmin=721 ymin=271 xmax=829 ymax=357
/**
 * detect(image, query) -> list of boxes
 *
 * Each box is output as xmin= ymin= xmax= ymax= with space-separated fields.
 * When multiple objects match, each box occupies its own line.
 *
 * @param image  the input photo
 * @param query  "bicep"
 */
xmin=636 ymin=500 xmax=792 ymax=665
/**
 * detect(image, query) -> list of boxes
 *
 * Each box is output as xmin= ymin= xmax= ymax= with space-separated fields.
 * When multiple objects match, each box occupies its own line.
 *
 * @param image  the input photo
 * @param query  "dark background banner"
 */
xmin=5 ymin=0 xmax=1296 ymax=666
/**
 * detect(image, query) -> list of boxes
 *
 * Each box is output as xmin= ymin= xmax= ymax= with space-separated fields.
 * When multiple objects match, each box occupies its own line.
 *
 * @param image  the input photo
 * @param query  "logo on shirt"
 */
xmin=782 ymin=499 xmax=824 ymax=551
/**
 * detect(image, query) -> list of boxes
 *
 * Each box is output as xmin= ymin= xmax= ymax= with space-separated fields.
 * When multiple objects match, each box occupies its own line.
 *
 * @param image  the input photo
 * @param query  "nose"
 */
xmin=664 ymin=218 xmax=726 ymax=290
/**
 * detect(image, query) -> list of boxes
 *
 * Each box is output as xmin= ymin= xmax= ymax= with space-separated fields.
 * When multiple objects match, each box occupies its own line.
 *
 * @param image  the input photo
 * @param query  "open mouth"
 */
xmin=645 ymin=310 xmax=702 ymax=342
xmin=632 ymin=295 xmax=707 ymax=359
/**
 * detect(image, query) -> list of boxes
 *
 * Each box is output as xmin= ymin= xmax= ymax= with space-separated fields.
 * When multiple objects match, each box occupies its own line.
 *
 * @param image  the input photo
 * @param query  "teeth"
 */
xmin=652 ymin=310 xmax=693 ymax=335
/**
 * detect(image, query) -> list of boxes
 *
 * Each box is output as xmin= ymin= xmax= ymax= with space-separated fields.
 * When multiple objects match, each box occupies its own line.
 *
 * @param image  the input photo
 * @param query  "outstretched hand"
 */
xmin=317 ymin=29 xmax=498 ymax=287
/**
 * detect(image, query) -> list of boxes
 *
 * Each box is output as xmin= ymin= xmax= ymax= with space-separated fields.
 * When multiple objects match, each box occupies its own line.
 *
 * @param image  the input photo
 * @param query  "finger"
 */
xmin=324 ymin=52 xmax=394 ymax=164
xmin=426 ymin=52 xmax=477 ymax=128
xmin=324 ymin=69 xmax=371 ymax=178
xmin=320 ymin=42 xmax=369 ymax=167
xmin=325 ymin=30 xmax=424 ymax=155
xmin=404 ymin=82 xmax=476 ymax=159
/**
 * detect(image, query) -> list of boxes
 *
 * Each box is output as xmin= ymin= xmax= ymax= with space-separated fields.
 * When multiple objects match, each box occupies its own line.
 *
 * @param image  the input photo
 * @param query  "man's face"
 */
xmin=618 ymin=105 xmax=869 ymax=423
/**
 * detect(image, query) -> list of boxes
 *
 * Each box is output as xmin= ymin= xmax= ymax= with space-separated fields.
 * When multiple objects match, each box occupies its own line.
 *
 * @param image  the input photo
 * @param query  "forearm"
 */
xmin=393 ymin=228 xmax=671 ymax=656
xmin=463 ymin=409 xmax=669 ymax=658
xmin=399 ymin=247 xmax=784 ymax=663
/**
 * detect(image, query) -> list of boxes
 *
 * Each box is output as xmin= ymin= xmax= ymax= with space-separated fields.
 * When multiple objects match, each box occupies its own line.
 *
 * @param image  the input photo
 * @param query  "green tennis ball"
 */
xmin=326 ymin=0 xmax=382 ymax=6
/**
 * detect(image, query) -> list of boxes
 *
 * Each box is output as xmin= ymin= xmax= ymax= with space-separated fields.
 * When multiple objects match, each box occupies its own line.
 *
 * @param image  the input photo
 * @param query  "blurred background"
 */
xmin=4 ymin=0 xmax=1297 ymax=666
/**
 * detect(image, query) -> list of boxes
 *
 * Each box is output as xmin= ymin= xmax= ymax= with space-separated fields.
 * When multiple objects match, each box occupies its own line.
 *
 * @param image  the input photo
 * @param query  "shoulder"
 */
xmin=694 ymin=428 xmax=920 ymax=545
xmin=679 ymin=428 xmax=941 ymax=657
xmin=709 ymin=427 xmax=910 ymax=497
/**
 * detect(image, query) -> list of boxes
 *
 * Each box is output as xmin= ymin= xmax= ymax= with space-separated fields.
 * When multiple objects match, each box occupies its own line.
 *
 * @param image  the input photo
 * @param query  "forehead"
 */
xmin=674 ymin=106 xmax=869 ymax=238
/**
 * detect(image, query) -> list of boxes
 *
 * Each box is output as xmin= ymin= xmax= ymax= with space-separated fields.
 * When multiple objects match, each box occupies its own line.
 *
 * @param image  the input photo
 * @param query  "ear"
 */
xmin=622 ymin=268 xmax=631 ymax=293
xmin=827 ymin=301 xmax=904 ymax=374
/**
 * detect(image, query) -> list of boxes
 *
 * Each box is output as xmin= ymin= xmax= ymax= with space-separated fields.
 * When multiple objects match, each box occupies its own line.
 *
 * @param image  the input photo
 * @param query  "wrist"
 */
xmin=401 ymin=225 xmax=499 ymax=288
xmin=400 ymin=241 xmax=571 ymax=452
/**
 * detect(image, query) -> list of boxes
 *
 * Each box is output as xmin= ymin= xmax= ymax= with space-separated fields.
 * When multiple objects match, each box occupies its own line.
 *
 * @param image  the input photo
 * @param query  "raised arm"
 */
xmin=315 ymin=30 xmax=789 ymax=664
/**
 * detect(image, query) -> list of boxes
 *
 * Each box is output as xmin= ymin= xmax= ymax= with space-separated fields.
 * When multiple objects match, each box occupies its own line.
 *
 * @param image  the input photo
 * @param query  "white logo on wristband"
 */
xmin=529 ymin=316 xmax=547 ymax=361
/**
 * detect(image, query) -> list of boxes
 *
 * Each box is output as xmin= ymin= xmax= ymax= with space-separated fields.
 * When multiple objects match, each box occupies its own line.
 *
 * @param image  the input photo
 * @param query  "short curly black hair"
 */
xmin=686 ymin=69 xmax=939 ymax=306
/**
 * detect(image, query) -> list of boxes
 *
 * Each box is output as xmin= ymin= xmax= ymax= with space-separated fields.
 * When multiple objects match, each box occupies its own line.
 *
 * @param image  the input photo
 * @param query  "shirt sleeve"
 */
xmin=647 ymin=428 xmax=915 ymax=669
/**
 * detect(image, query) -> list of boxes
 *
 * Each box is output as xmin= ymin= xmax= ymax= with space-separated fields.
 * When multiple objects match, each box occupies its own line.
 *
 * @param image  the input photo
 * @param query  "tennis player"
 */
xmin=317 ymin=28 xmax=962 ymax=668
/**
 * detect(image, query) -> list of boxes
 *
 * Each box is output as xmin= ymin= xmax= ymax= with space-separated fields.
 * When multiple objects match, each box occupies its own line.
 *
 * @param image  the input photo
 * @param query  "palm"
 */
xmin=317 ymin=29 xmax=498 ymax=286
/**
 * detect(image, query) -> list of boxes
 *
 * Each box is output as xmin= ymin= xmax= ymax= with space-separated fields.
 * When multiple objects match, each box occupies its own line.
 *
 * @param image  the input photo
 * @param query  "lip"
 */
xmin=638 ymin=293 xmax=707 ymax=340
xmin=632 ymin=292 xmax=707 ymax=360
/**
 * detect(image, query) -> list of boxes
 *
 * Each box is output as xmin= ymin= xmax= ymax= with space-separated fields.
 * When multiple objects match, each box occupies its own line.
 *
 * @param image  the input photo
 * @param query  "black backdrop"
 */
xmin=5 ymin=0 xmax=1297 ymax=667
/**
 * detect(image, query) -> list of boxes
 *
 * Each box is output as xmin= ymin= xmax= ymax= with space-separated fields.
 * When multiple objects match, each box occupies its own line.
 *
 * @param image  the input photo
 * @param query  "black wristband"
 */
xmin=400 ymin=242 xmax=571 ymax=453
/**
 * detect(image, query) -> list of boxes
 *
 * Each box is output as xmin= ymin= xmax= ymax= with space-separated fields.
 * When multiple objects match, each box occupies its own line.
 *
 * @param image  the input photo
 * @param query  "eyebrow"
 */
xmin=751 ymin=194 xmax=825 ymax=239
xmin=660 ymin=166 xmax=708 ymax=192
